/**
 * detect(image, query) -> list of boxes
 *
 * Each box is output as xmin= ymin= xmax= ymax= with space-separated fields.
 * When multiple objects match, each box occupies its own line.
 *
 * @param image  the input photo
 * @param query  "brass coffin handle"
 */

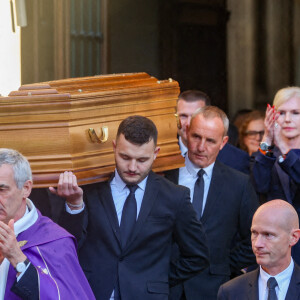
xmin=88 ymin=126 xmax=109 ymax=143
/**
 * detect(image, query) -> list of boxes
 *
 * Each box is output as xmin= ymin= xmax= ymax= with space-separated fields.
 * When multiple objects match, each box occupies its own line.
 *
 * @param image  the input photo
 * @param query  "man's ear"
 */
xmin=112 ymin=139 xmax=116 ymax=153
xmin=290 ymin=229 xmax=300 ymax=247
xmin=219 ymin=135 xmax=229 ymax=151
xmin=22 ymin=180 xmax=33 ymax=199
xmin=154 ymin=147 xmax=160 ymax=159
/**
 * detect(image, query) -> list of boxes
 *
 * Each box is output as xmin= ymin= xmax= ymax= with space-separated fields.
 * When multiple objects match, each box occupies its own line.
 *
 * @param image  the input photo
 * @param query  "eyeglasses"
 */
xmin=245 ymin=130 xmax=264 ymax=137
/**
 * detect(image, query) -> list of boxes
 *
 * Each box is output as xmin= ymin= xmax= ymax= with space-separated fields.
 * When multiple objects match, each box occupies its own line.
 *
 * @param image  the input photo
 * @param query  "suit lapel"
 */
xmin=247 ymin=269 xmax=259 ymax=300
xmin=123 ymin=171 xmax=159 ymax=253
xmin=200 ymin=161 xmax=225 ymax=223
xmin=285 ymin=263 xmax=300 ymax=299
xmin=96 ymin=181 xmax=121 ymax=246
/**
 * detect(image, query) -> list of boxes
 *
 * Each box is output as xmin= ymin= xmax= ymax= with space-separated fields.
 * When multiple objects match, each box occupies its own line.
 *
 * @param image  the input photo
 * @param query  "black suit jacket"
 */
xmin=218 ymin=143 xmax=250 ymax=174
xmin=59 ymin=171 xmax=209 ymax=300
xmin=218 ymin=263 xmax=300 ymax=300
xmin=165 ymin=160 xmax=259 ymax=300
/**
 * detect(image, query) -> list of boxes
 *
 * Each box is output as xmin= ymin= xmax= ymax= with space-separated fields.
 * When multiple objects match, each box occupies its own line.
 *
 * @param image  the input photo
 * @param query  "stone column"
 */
xmin=265 ymin=0 xmax=292 ymax=97
xmin=227 ymin=0 xmax=256 ymax=117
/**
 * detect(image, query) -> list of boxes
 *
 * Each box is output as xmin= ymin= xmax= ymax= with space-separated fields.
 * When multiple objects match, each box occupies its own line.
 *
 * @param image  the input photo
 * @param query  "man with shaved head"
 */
xmin=218 ymin=200 xmax=300 ymax=299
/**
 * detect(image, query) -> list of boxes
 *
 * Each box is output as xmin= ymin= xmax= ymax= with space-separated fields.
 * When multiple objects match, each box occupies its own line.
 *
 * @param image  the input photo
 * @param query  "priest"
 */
xmin=0 ymin=148 xmax=95 ymax=300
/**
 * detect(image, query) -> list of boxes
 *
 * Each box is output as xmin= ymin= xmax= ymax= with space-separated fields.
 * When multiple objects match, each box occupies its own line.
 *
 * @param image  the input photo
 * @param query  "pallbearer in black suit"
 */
xmin=166 ymin=106 xmax=259 ymax=300
xmin=50 ymin=116 xmax=209 ymax=300
xmin=218 ymin=200 xmax=300 ymax=300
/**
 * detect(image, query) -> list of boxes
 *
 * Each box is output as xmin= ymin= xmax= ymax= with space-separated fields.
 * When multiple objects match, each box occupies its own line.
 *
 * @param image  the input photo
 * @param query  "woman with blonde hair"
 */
xmin=252 ymin=86 xmax=300 ymax=200
xmin=251 ymin=86 xmax=300 ymax=262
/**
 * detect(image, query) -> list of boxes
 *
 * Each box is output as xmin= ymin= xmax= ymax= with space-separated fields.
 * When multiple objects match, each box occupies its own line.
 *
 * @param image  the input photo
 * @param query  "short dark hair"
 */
xmin=178 ymin=90 xmax=211 ymax=106
xmin=117 ymin=115 xmax=158 ymax=146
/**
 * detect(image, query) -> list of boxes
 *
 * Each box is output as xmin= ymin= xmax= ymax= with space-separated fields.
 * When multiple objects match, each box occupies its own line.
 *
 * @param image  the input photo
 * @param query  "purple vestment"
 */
xmin=4 ymin=211 xmax=95 ymax=300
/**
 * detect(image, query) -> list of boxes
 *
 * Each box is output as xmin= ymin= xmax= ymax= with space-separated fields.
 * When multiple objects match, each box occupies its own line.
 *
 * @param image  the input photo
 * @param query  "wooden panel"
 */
xmin=0 ymin=73 xmax=183 ymax=187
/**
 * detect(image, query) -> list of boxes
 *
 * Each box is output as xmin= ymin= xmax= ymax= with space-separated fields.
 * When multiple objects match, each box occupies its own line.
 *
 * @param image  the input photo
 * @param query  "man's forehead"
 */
xmin=253 ymin=207 xmax=293 ymax=232
xmin=177 ymin=99 xmax=206 ymax=110
xmin=0 ymin=165 xmax=15 ymax=186
xmin=191 ymin=115 xmax=224 ymax=130
xmin=0 ymin=163 xmax=14 ymax=175
xmin=116 ymin=136 xmax=155 ymax=153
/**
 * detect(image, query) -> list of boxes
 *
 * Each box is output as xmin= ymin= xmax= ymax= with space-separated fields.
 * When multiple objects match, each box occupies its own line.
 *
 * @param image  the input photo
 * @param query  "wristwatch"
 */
xmin=278 ymin=155 xmax=286 ymax=163
xmin=260 ymin=142 xmax=270 ymax=151
xmin=15 ymin=258 xmax=30 ymax=273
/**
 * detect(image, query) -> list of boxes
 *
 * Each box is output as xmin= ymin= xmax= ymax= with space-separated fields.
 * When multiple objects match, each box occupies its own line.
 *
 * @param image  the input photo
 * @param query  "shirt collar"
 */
xmin=259 ymin=259 xmax=294 ymax=292
xmin=112 ymin=169 xmax=148 ymax=192
xmin=185 ymin=155 xmax=214 ymax=179
xmin=179 ymin=137 xmax=188 ymax=157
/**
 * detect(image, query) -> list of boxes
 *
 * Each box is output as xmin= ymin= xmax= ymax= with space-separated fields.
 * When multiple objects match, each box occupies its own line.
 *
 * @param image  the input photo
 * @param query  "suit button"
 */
xmin=119 ymin=256 xmax=124 ymax=261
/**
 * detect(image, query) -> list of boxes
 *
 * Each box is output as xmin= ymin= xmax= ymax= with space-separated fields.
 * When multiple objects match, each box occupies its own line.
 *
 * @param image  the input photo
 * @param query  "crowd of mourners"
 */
xmin=0 ymin=86 xmax=300 ymax=300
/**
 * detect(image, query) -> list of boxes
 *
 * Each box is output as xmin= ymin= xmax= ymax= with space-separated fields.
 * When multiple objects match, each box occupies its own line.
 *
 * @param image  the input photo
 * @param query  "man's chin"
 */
xmin=255 ymin=256 xmax=270 ymax=266
xmin=121 ymin=174 xmax=141 ymax=185
xmin=189 ymin=155 xmax=208 ymax=168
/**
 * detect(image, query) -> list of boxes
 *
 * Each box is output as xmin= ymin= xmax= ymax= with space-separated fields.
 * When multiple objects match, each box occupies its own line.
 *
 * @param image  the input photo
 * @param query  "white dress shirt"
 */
xmin=0 ymin=199 xmax=38 ymax=300
xmin=110 ymin=170 xmax=147 ymax=224
xmin=178 ymin=155 xmax=214 ymax=215
xmin=258 ymin=259 xmax=294 ymax=300
xmin=110 ymin=170 xmax=147 ymax=299
xmin=179 ymin=137 xmax=188 ymax=157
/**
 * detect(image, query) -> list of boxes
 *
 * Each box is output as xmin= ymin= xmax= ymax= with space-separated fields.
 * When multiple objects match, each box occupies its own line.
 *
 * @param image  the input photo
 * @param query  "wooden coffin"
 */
xmin=0 ymin=72 xmax=183 ymax=187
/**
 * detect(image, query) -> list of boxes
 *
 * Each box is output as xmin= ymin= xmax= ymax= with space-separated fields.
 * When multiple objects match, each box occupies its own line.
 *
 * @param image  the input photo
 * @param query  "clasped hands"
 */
xmin=0 ymin=219 xmax=27 ymax=269
xmin=263 ymin=104 xmax=289 ymax=154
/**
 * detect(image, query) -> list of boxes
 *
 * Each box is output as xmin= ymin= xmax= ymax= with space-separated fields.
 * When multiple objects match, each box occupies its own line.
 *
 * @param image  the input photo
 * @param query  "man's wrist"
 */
xmin=15 ymin=258 xmax=30 ymax=274
xmin=66 ymin=201 xmax=84 ymax=210
xmin=10 ymin=253 xmax=27 ymax=269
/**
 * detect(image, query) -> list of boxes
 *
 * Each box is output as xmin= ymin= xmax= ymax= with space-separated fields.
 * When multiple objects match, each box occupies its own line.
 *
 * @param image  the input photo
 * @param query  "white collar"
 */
xmin=112 ymin=169 xmax=148 ymax=193
xmin=185 ymin=155 xmax=214 ymax=179
xmin=14 ymin=199 xmax=38 ymax=237
xmin=179 ymin=137 xmax=188 ymax=157
xmin=259 ymin=259 xmax=294 ymax=292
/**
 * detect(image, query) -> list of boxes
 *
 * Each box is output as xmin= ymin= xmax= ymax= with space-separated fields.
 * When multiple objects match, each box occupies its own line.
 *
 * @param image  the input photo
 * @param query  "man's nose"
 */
xmin=128 ymin=160 xmax=137 ymax=172
xmin=197 ymin=140 xmax=206 ymax=151
xmin=253 ymin=235 xmax=264 ymax=248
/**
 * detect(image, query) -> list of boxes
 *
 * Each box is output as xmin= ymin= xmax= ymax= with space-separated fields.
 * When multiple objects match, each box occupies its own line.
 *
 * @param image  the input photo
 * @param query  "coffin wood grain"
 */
xmin=0 ymin=73 xmax=183 ymax=187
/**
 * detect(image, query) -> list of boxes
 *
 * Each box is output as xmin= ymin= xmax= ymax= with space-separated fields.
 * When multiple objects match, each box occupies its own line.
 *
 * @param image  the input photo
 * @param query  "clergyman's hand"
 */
xmin=49 ymin=171 xmax=84 ymax=210
xmin=0 ymin=219 xmax=27 ymax=268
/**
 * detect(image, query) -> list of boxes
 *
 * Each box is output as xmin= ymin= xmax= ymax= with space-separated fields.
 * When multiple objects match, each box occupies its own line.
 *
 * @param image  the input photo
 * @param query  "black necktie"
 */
xmin=120 ymin=185 xmax=138 ymax=248
xmin=193 ymin=169 xmax=205 ymax=219
xmin=267 ymin=277 xmax=278 ymax=300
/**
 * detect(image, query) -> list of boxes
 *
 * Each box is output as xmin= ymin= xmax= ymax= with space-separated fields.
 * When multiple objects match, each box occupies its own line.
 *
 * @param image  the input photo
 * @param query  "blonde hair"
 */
xmin=273 ymin=86 xmax=300 ymax=109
